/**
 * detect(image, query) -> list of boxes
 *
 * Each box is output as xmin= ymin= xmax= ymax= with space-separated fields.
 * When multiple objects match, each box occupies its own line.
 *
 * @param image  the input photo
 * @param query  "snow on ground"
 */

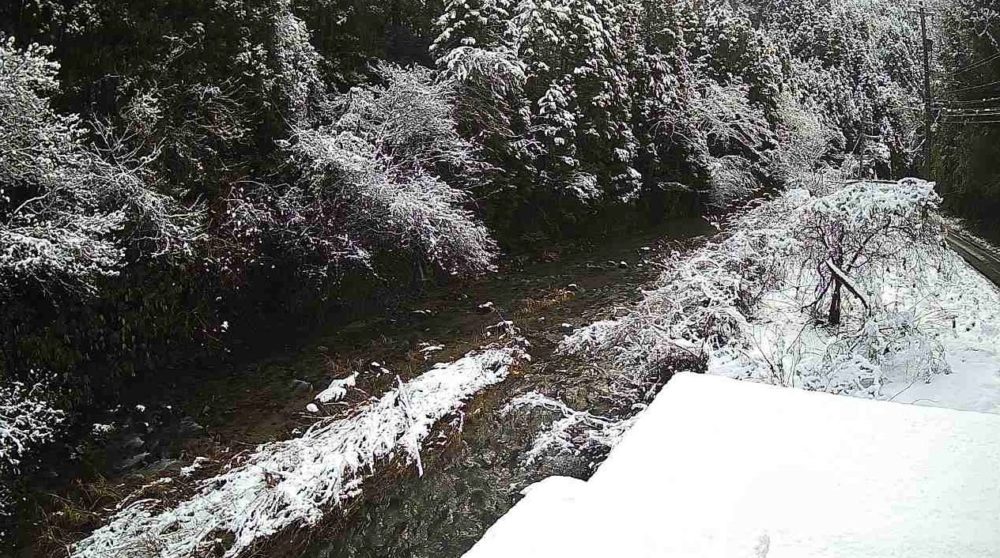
xmin=464 ymin=373 xmax=1000 ymax=558
xmin=315 ymin=372 xmax=358 ymax=403
xmin=710 ymin=243 xmax=1000 ymax=414
xmin=563 ymin=179 xmax=1000 ymax=416
xmin=483 ymin=180 xmax=1000 ymax=556
xmin=72 ymin=345 xmax=525 ymax=558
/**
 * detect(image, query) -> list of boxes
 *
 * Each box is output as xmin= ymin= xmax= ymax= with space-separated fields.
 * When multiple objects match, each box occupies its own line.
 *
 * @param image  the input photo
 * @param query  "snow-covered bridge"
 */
xmin=465 ymin=373 xmax=1000 ymax=558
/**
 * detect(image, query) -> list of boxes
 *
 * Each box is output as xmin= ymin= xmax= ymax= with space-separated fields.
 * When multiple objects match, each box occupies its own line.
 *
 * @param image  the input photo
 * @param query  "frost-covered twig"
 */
xmin=504 ymin=392 xmax=631 ymax=465
xmin=0 ymin=379 xmax=62 ymax=473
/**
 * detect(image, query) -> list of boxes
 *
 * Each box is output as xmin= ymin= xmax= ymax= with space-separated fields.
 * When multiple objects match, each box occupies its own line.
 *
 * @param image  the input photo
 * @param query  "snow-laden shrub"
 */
xmin=565 ymin=179 xmax=950 ymax=401
xmin=0 ymin=37 xmax=202 ymax=296
xmin=665 ymin=79 xmax=777 ymax=209
xmin=830 ymin=311 xmax=949 ymax=383
xmin=269 ymin=0 xmax=325 ymax=122
xmin=687 ymin=81 xmax=775 ymax=159
xmin=793 ymin=179 xmax=944 ymax=324
xmin=799 ymin=351 xmax=882 ymax=397
xmin=378 ymin=169 xmax=497 ymax=273
xmin=0 ymin=378 xmax=62 ymax=530
xmin=0 ymin=380 xmax=62 ymax=475
xmin=707 ymin=156 xmax=758 ymax=209
xmin=0 ymin=38 xmax=122 ymax=294
xmin=88 ymin=119 xmax=205 ymax=261
xmin=288 ymin=128 xmax=496 ymax=276
xmin=772 ymin=93 xmax=841 ymax=190
xmin=437 ymin=47 xmax=526 ymax=96
xmin=334 ymin=64 xmax=480 ymax=172
xmin=566 ymin=172 xmax=602 ymax=204
xmin=561 ymin=192 xmax=806 ymax=389
xmin=218 ymin=179 xmax=374 ymax=283
xmin=282 ymin=65 xmax=498 ymax=277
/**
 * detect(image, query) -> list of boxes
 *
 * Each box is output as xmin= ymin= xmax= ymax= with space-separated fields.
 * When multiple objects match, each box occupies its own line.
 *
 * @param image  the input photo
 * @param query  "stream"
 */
xmin=27 ymin=217 xmax=713 ymax=556
xmin=302 ymin=217 xmax=714 ymax=558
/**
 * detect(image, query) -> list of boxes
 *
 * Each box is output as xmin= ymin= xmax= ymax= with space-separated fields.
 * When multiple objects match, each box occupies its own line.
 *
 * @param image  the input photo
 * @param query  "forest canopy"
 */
xmin=0 ymin=0 xmax=929 ymax=540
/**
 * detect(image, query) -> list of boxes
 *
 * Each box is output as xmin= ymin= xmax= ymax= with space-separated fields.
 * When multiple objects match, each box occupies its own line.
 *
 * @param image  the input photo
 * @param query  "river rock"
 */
xmin=178 ymin=416 xmax=204 ymax=435
xmin=290 ymin=379 xmax=313 ymax=393
xmin=117 ymin=452 xmax=149 ymax=471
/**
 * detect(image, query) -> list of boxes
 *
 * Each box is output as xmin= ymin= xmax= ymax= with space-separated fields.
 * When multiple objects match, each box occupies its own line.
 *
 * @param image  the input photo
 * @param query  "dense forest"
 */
xmin=936 ymin=0 xmax=1000 ymax=230
xmin=3 ymin=0 xmax=981 ymax=552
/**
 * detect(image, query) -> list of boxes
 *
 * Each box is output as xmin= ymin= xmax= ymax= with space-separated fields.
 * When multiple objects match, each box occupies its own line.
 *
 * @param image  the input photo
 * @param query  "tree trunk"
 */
xmin=829 ymin=277 xmax=842 ymax=325
xmin=828 ymin=248 xmax=844 ymax=325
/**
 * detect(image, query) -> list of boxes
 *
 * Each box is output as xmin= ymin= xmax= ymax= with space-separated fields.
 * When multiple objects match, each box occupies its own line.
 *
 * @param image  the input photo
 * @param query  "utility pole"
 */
xmin=858 ymin=125 xmax=865 ymax=180
xmin=918 ymin=1 xmax=934 ymax=180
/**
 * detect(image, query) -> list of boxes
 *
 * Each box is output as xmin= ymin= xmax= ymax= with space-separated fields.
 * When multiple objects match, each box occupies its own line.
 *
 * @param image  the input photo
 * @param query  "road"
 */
xmin=947 ymin=231 xmax=1000 ymax=286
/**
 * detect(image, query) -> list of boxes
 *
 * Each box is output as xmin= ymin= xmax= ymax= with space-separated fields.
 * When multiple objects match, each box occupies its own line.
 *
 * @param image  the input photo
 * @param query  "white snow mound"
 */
xmin=465 ymin=373 xmax=1000 ymax=558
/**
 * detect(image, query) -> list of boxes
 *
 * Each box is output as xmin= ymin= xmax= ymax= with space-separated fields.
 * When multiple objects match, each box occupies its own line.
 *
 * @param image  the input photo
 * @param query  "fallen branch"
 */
xmin=825 ymin=258 xmax=870 ymax=313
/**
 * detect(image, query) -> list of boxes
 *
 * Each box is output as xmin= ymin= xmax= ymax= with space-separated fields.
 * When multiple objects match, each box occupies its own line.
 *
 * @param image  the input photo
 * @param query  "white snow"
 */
xmin=709 ymin=242 xmax=1000 ymax=414
xmin=465 ymin=373 xmax=1000 ymax=558
xmin=179 ymin=457 xmax=210 ymax=478
xmin=72 ymin=346 xmax=524 ymax=558
xmin=314 ymin=372 xmax=358 ymax=403
xmin=418 ymin=344 xmax=446 ymax=360
xmin=563 ymin=180 xmax=1000 ymax=415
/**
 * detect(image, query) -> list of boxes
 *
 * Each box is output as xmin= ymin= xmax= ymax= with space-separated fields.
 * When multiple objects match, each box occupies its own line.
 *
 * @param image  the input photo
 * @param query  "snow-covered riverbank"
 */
xmin=464 ymin=373 xmax=1000 ymax=558
xmin=73 ymin=344 xmax=526 ymax=558
xmin=469 ymin=177 xmax=1000 ymax=557
xmin=564 ymin=179 xmax=1000 ymax=415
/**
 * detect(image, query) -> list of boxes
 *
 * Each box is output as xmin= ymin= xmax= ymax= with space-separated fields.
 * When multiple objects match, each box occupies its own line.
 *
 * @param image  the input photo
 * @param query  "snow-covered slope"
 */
xmin=464 ymin=373 xmax=1000 ymax=558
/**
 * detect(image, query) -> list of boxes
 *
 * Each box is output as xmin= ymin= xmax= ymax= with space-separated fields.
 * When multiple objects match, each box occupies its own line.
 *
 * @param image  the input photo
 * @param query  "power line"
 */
xmin=940 ymin=111 xmax=1000 ymax=119
xmin=942 ymin=110 xmax=1000 ymax=117
xmin=938 ymin=79 xmax=1000 ymax=95
xmin=942 ymin=114 xmax=1000 ymax=119
xmin=938 ymin=106 xmax=1000 ymax=113
xmin=935 ymin=95 xmax=1000 ymax=105
xmin=943 ymin=52 xmax=1000 ymax=78
xmin=940 ymin=119 xmax=1000 ymax=125
xmin=895 ymin=104 xmax=1000 ymax=111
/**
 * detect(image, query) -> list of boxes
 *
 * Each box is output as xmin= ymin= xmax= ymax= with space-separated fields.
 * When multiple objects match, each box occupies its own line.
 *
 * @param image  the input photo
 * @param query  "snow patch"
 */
xmin=314 ymin=373 xmax=358 ymax=404
xmin=503 ymin=392 xmax=631 ymax=465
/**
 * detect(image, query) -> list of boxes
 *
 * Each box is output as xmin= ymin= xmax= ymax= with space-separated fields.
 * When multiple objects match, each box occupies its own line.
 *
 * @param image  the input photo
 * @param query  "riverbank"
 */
xmin=564 ymin=180 xmax=1000 ymax=415
xmin=468 ymin=178 xmax=1000 ymax=557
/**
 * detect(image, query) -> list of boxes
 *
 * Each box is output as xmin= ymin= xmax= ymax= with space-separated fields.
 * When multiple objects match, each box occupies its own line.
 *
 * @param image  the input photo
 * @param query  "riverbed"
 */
xmin=27 ymin=217 xmax=713 ymax=556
